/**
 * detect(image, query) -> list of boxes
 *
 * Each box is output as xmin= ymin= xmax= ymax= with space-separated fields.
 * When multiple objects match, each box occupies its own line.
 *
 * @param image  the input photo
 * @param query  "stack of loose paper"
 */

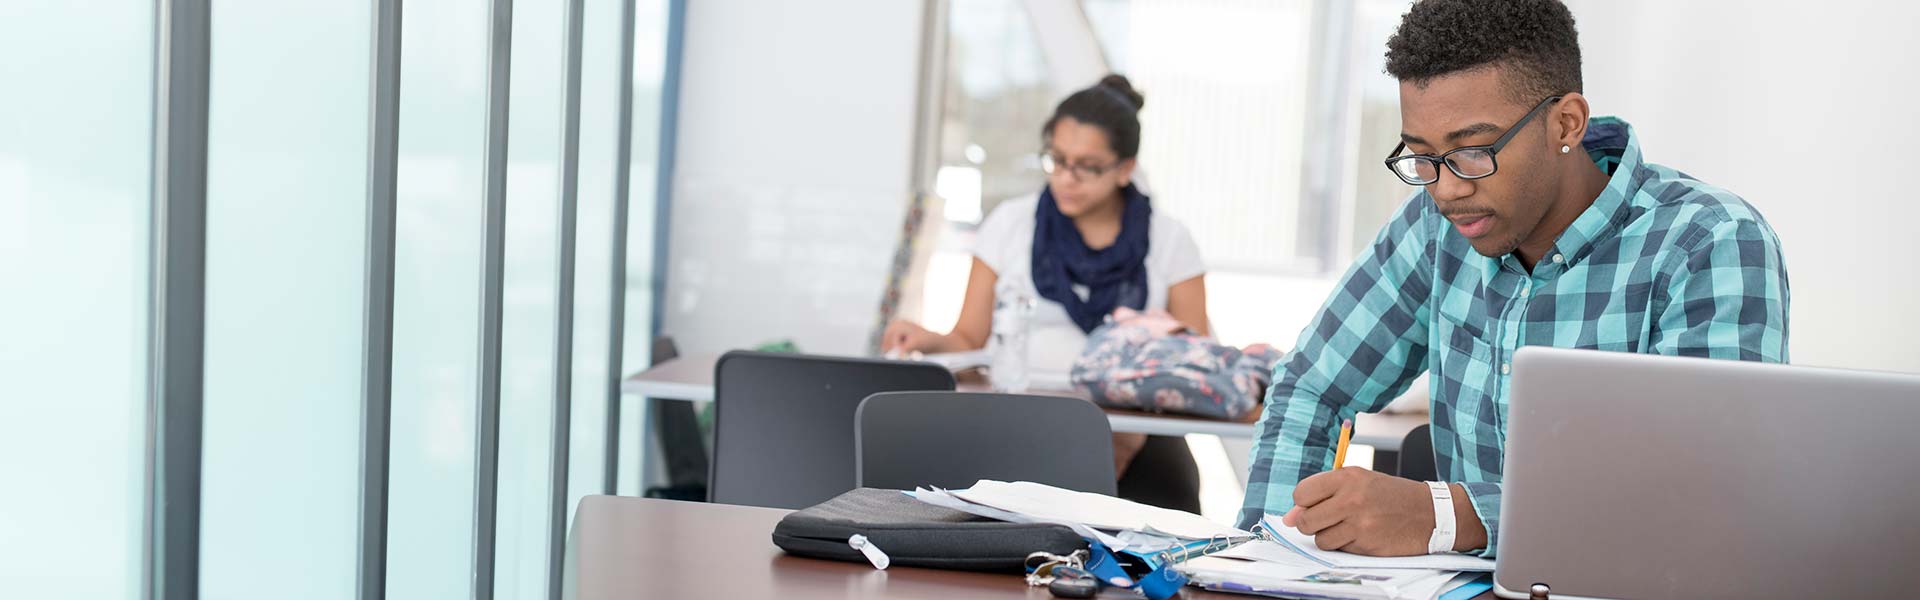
xmin=906 ymin=480 xmax=1250 ymax=552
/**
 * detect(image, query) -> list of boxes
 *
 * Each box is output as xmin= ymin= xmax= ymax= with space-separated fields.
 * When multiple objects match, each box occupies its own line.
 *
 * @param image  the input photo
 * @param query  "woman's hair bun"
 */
xmin=1043 ymin=73 xmax=1145 ymax=159
xmin=1097 ymin=74 xmax=1144 ymax=110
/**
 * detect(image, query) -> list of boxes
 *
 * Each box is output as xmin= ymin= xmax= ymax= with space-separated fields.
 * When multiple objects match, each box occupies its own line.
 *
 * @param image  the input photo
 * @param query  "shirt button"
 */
xmin=1552 ymin=253 xmax=1565 ymax=264
xmin=1520 ymin=286 xmax=1531 ymax=298
xmin=1501 ymin=363 xmax=1512 ymax=375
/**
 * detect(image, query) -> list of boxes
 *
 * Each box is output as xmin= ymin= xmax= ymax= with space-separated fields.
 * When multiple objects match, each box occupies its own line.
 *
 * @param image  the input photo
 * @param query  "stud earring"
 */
xmin=1560 ymin=145 xmax=1571 ymax=154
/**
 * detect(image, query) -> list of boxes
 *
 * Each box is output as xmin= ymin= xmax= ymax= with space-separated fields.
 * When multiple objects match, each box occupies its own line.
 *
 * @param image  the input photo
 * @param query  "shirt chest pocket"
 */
xmin=1428 ymin=312 xmax=1509 ymax=475
xmin=1431 ymin=312 xmax=1500 ymax=408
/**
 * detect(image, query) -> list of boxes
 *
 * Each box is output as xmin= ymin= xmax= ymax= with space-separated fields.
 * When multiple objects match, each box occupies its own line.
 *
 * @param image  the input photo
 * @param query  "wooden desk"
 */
xmin=567 ymin=495 xmax=1496 ymax=599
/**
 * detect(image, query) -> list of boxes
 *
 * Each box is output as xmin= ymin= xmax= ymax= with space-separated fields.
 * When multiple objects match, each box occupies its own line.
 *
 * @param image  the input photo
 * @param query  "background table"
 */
xmin=620 ymin=353 xmax=1427 ymax=447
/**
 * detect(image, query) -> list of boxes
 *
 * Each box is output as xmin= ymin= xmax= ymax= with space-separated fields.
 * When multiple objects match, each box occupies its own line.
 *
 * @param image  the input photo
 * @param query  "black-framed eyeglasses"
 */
xmin=1040 ymin=152 xmax=1118 ymax=182
xmin=1383 ymin=95 xmax=1564 ymax=186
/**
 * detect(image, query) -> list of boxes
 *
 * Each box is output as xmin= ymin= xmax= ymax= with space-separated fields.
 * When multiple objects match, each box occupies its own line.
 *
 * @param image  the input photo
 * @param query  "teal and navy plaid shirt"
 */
xmin=1238 ymin=117 xmax=1790 ymax=556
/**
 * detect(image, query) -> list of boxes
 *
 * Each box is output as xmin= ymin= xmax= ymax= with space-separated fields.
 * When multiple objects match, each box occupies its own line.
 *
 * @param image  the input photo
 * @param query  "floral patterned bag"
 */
xmin=1069 ymin=309 xmax=1285 ymax=421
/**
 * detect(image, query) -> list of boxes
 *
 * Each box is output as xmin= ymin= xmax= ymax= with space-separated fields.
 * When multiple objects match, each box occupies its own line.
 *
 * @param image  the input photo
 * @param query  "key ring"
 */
xmin=1024 ymin=549 xmax=1090 ymax=587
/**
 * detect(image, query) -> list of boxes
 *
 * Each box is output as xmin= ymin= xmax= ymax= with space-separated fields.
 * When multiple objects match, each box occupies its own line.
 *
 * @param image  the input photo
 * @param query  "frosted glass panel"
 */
xmin=620 ymin=0 xmax=669 ymax=387
xmin=0 ymin=2 xmax=152 ymax=598
xmin=199 ymin=1 xmax=371 ymax=598
xmin=619 ymin=0 xmax=671 ymax=494
xmin=0 ymin=1 xmax=678 ymax=597
xmin=564 ymin=0 xmax=626 ymax=518
xmin=388 ymin=0 xmax=490 ymax=597
xmin=495 ymin=0 xmax=566 ymax=596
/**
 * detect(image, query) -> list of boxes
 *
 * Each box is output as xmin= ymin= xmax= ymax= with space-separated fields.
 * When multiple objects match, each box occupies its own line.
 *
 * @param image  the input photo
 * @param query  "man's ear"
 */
xmin=1554 ymin=93 xmax=1593 ymax=149
xmin=1116 ymin=158 xmax=1138 ymax=186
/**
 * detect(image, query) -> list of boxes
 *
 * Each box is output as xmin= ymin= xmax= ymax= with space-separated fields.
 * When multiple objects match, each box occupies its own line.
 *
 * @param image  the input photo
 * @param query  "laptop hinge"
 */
xmin=1530 ymin=583 xmax=1551 ymax=600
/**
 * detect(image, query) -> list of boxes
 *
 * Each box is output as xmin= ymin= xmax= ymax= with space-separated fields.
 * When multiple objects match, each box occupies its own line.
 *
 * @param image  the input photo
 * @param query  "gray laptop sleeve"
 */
xmin=771 ymin=487 xmax=1086 ymax=572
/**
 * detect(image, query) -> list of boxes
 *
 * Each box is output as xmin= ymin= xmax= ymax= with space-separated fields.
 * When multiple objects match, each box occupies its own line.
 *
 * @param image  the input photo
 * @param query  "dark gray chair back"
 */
xmin=1397 ymin=423 xmax=1437 ymax=482
xmin=855 ymin=391 xmax=1116 ymax=495
xmin=708 ymin=351 xmax=955 ymax=509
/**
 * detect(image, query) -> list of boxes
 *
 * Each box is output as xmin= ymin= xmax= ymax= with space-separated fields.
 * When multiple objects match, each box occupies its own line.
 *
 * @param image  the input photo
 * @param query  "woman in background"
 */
xmin=881 ymin=75 xmax=1209 ymax=512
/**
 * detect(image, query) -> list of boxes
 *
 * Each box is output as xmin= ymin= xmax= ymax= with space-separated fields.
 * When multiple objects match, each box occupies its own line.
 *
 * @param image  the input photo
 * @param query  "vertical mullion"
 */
xmin=358 ymin=0 xmax=404 ymax=598
xmin=1300 ymin=0 xmax=1356 ymax=271
xmin=648 ymin=1 xmax=685 ymax=353
xmin=636 ymin=0 xmax=686 ymax=495
xmin=546 ymin=0 xmax=585 ymax=595
xmin=474 ymin=0 xmax=513 ymax=597
xmin=145 ymin=1 xmax=211 ymax=599
xmin=600 ymin=0 xmax=638 ymax=496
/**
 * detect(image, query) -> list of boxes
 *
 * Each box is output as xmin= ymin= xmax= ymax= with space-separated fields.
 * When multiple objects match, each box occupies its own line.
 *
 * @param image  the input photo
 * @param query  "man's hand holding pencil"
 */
xmin=1279 ymin=419 xmax=1489 ymax=557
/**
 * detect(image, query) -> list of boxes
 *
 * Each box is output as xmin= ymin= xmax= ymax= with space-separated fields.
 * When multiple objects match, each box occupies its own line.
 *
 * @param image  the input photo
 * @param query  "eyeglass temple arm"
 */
xmin=1384 ymin=141 xmax=1407 ymax=162
xmin=1382 ymin=94 xmax=1562 ymax=168
xmin=1489 ymin=95 xmax=1565 ymax=151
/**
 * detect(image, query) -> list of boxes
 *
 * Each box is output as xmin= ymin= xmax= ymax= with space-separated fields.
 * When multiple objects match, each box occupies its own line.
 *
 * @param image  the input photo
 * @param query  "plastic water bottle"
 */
xmin=991 ymin=292 xmax=1035 ymax=393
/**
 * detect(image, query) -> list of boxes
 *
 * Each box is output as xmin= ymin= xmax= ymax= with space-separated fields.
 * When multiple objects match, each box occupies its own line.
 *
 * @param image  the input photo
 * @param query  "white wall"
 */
xmin=662 ymin=0 xmax=1920 ymax=372
xmin=1565 ymin=0 xmax=1920 ymax=372
xmin=663 ymin=0 xmax=926 ymax=356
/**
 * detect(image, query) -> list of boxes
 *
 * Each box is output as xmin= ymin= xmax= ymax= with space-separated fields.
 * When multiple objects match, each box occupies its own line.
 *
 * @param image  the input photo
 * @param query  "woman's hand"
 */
xmin=880 ymin=319 xmax=942 ymax=354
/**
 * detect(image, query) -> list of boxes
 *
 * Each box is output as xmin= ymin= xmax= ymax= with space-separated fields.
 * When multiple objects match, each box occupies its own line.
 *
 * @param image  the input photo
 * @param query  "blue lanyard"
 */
xmin=1079 ymin=540 xmax=1190 ymax=600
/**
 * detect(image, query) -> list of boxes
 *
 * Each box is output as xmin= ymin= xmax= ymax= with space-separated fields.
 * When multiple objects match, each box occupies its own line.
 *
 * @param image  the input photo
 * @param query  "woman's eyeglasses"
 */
xmin=1040 ymin=152 xmax=1118 ymax=183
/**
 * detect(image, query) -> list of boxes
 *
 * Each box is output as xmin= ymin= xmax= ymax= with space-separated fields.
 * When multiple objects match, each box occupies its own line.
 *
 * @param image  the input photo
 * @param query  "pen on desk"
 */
xmin=1331 ymin=418 xmax=1353 ymax=469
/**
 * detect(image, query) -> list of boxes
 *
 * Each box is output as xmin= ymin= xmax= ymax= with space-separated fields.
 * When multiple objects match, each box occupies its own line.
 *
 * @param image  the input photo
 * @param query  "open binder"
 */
xmin=910 ymin=481 xmax=1493 ymax=600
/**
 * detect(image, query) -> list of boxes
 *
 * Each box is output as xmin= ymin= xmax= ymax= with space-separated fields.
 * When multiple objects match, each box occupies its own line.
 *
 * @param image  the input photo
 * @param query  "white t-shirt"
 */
xmin=970 ymin=195 xmax=1206 ymax=374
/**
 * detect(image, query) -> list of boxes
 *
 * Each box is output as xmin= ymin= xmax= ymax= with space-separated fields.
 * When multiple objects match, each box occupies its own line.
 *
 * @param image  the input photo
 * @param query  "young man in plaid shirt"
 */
xmin=1240 ymin=0 xmax=1789 ymax=557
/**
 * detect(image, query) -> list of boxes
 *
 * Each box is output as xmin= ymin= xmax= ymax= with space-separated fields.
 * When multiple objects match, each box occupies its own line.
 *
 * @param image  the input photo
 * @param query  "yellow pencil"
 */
xmin=1331 ymin=418 xmax=1353 ymax=469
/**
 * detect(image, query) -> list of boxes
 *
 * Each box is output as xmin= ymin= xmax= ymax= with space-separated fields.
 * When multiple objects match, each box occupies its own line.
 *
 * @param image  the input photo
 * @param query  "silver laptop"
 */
xmin=1496 ymin=347 xmax=1920 ymax=599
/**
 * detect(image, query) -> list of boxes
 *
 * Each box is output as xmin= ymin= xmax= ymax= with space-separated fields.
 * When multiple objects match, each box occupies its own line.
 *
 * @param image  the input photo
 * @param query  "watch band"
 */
xmin=1426 ymin=481 xmax=1456 ymax=554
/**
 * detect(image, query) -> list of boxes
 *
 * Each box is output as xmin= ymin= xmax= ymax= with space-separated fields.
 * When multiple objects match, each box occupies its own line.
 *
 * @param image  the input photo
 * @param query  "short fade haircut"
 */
xmin=1384 ymin=0 xmax=1583 ymax=105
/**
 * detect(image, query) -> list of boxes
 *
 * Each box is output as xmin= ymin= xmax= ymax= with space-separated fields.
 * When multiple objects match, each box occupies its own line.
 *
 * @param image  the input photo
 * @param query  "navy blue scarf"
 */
xmin=1032 ymin=184 xmax=1152 ymax=333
